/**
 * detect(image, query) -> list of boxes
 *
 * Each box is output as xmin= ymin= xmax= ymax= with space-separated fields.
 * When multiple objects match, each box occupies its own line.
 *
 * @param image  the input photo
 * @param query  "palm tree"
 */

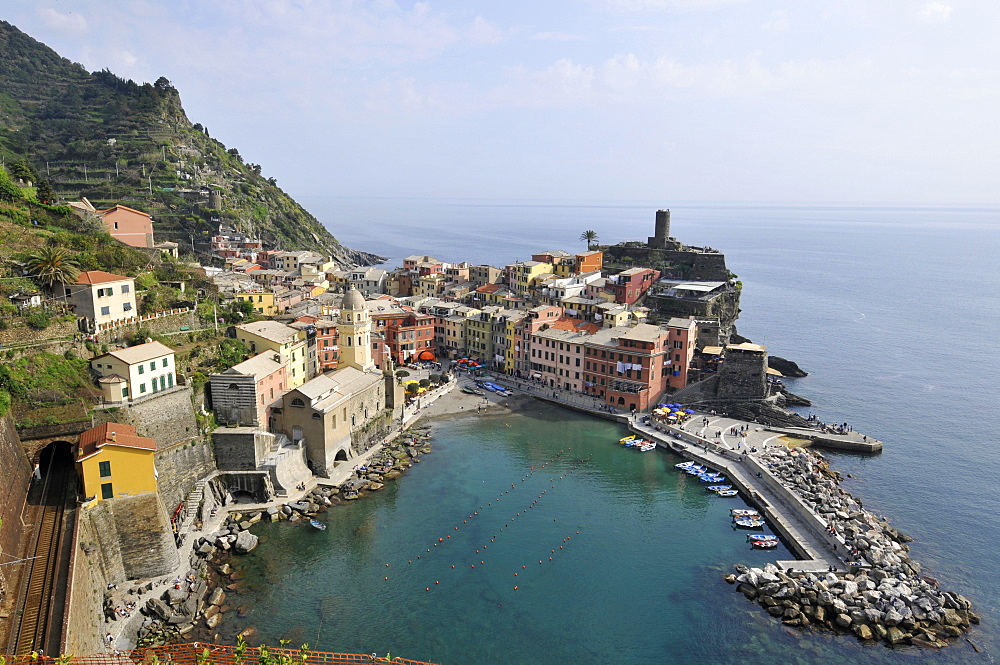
xmin=22 ymin=246 xmax=81 ymax=290
xmin=580 ymin=230 xmax=599 ymax=249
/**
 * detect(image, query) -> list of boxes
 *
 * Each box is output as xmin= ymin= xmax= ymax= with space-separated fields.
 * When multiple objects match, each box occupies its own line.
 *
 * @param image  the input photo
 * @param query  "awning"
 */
xmin=766 ymin=367 xmax=783 ymax=377
xmin=416 ymin=350 xmax=436 ymax=361
xmin=702 ymin=346 xmax=723 ymax=355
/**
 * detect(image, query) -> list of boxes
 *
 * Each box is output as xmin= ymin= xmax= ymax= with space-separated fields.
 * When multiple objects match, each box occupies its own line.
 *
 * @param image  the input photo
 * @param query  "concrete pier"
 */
xmin=628 ymin=418 xmax=868 ymax=573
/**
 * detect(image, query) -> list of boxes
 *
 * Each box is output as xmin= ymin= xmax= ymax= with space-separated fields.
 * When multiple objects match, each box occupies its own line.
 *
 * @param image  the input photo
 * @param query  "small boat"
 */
xmin=717 ymin=490 xmax=739 ymax=497
xmin=309 ymin=519 xmax=327 ymax=531
xmin=675 ymin=461 xmax=695 ymax=469
xmin=620 ymin=435 xmax=636 ymax=445
xmin=751 ymin=539 xmax=778 ymax=549
xmin=461 ymin=387 xmax=485 ymax=396
xmin=747 ymin=534 xmax=778 ymax=542
xmin=731 ymin=509 xmax=760 ymax=518
xmin=734 ymin=519 xmax=765 ymax=529
xmin=706 ymin=485 xmax=732 ymax=492
xmin=685 ymin=465 xmax=707 ymax=474
xmin=699 ymin=475 xmax=725 ymax=482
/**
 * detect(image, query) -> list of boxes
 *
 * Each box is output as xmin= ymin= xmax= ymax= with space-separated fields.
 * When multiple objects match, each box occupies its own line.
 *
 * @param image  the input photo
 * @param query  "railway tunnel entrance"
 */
xmin=6 ymin=440 xmax=77 ymax=656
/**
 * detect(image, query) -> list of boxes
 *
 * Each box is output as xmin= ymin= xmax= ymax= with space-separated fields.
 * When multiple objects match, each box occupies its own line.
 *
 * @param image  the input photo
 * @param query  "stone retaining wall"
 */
xmin=0 ymin=415 xmax=32 ymax=604
xmin=97 ymin=310 xmax=198 ymax=344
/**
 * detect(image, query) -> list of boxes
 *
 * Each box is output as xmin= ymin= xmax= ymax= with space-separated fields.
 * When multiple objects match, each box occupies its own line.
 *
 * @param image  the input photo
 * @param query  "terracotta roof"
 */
xmin=78 ymin=422 xmax=156 ymax=461
xmin=97 ymin=204 xmax=153 ymax=218
xmin=550 ymin=317 xmax=601 ymax=334
xmin=476 ymin=283 xmax=503 ymax=294
xmin=75 ymin=270 xmax=132 ymax=285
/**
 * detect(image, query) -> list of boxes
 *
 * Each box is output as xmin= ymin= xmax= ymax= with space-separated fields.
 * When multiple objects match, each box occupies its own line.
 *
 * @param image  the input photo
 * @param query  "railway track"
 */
xmin=9 ymin=446 xmax=75 ymax=655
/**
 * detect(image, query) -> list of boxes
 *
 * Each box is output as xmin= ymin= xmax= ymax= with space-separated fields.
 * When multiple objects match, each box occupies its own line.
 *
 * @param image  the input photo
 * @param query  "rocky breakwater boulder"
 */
xmin=729 ymin=447 xmax=979 ymax=648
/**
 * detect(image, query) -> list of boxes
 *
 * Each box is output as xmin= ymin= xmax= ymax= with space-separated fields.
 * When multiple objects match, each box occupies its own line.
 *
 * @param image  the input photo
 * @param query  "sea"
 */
xmin=223 ymin=199 xmax=1000 ymax=664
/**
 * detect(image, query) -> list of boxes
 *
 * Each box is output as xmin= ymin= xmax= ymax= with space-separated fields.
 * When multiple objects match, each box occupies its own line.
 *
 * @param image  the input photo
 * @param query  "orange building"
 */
xmin=98 ymin=205 xmax=155 ymax=248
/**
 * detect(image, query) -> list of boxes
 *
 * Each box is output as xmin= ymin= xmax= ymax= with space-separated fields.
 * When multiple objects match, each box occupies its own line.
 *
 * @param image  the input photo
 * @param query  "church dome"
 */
xmin=342 ymin=287 xmax=365 ymax=311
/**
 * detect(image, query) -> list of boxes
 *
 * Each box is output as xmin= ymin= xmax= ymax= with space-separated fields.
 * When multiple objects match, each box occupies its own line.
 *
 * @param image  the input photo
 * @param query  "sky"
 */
xmin=4 ymin=1 xmax=1000 ymax=204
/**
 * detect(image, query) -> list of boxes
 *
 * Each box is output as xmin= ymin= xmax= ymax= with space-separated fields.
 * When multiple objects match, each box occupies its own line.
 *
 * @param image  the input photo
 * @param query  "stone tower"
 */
xmin=339 ymin=287 xmax=375 ymax=372
xmin=647 ymin=209 xmax=671 ymax=248
xmin=716 ymin=343 xmax=769 ymax=400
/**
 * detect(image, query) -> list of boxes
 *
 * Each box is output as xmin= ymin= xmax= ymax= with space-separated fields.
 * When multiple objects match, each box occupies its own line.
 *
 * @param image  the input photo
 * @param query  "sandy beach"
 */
xmin=416 ymin=377 xmax=535 ymax=422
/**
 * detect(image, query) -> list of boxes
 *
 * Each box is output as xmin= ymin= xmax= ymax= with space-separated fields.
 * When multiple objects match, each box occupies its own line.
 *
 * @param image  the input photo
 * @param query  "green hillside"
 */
xmin=0 ymin=20 xmax=381 ymax=266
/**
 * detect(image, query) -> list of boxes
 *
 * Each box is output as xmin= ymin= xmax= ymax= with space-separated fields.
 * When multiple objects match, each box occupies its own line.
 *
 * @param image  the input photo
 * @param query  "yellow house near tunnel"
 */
xmin=77 ymin=422 xmax=158 ymax=502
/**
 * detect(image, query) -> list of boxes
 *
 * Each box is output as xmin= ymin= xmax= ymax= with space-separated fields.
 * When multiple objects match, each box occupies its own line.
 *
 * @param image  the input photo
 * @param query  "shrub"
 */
xmin=418 ymin=378 xmax=430 ymax=388
xmin=25 ymin=310 xmax=51 ymax=330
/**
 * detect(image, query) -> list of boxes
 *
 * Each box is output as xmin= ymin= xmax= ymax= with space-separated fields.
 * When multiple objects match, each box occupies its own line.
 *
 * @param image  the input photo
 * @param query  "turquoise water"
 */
xmin=225 ymin=201 xmax=999 ymax=663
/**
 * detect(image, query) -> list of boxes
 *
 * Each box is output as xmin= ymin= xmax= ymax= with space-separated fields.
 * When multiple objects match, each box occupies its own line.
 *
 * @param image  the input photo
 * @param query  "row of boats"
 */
xmin=674 ymin=461 xmax=737 ymax=496
xmin=731 ymin=509 xmax=780 ymax=549
xmin=672 ymin=461 xmax=780 ymax=549
xmin=618 ymin=435 xmax=657 ymax=452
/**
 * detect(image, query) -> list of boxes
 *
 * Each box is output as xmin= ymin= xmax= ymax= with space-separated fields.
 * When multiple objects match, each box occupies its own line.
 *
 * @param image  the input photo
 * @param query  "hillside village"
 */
xmin=1 ymin=163 xmax=762 ymax=654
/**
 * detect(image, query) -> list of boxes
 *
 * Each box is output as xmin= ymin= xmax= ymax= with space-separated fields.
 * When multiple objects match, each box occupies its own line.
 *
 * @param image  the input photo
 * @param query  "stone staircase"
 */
xmin=182 ymin=479 xmax=208 ymax=524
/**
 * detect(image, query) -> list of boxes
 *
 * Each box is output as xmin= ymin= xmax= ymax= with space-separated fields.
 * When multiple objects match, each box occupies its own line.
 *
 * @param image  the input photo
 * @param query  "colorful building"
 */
xmin=605 ymin=267 xmax=661 ymax=305
xmin=59 ymin=270 xmax=137 ymax=332
xmin=582 ymin=323 xmax=673 ymax=412
xmin=235 ymin=321 xmax=309 ymax=388
xmin=209 ymin=351 xmax=288 ymax=428
xmin=77 ymin=423 xmax=157 ymax=502
xmin=90 ymin=341 xmax=176 ymax=403
xmin=97 ymin=204 xmax=155 ymax=248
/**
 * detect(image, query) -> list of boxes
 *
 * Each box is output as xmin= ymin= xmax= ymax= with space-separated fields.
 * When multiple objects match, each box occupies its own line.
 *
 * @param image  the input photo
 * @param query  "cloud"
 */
xmin=466 ymin=16 xmax=505 ymax=45
xmin=37 ymin=7 xmax=88 ymax=32
xmin=532 ymin=31 xmax=584 ymax=41
xmin=918 ymin=2 xmax=952 ymax=23
xmin=599 ymin=0 xmax=748 ymax=11
xmin=762 ymin=10 xmax=789 ymax=32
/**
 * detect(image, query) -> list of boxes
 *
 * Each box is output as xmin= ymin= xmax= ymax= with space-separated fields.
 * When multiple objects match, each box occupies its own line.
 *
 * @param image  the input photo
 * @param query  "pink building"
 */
xmin=98 ymin=205 xmax=155 ymax=248
xmin=209 ymin=351 xmax=289 ymax=429
xmin=662 ymin=317 xmax=699 ymax=390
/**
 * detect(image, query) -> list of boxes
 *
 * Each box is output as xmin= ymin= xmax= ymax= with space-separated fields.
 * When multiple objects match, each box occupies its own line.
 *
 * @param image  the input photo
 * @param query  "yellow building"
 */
xmin=235 ymin=290 xmax=278 ymax=316
xmin=506 ymin=260 xmax=553 ymax=296
xmin=236 ymin=320 xmax=309 ymax=388
xmin=77 ymin=423 xmax=157 ymax=502
xmin=498 ymin=310 xmax=524 ymax=373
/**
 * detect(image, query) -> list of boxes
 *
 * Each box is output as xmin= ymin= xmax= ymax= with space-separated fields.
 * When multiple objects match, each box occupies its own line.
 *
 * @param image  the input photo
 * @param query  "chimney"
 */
xmin=110 ymin=431 xmax=117 ymax=442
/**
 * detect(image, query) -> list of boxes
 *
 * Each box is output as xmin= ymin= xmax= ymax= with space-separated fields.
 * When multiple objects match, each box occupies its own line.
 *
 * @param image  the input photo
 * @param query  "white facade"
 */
xmin=91 ymin=341 xmax=176 ymax=402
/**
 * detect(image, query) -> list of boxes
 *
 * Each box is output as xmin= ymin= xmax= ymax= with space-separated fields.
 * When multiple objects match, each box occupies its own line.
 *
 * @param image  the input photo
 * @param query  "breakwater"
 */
xmin=630 ymin=418 xmax=978 ymax=648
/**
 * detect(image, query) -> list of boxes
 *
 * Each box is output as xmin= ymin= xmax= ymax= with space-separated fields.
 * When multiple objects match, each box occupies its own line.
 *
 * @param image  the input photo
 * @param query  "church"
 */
xmin=274 ymin=287 xmax=405 ymax=477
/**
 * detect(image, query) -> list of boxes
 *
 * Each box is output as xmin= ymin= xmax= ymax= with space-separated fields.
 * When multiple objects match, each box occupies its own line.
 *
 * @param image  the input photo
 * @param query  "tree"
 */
xmin=217 ymin=338 xmax=250 ymax=369
xmin=580 ymin=230 xmax=599 ymax=249
xmin=22 ymin=246 xmax=81 ymax=289
xmin=35 ymin=179 xmax=55 ymax=204
xmin=0 ymin=167 xmax=23 ymax=203
xmin=8 ymin=158 xmax=38 ymax=184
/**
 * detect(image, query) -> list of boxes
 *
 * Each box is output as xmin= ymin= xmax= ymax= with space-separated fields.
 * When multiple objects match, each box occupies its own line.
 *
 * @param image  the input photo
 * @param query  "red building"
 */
xmin=313 ymin=318 xmax=340 ymax=372
xmin=605 ymin=267 xmax=661 ymax=305
xmin=582 ymin=323 xmax=672 ymax=412
xmin=370 ymin=306 xmax=437 ymax=364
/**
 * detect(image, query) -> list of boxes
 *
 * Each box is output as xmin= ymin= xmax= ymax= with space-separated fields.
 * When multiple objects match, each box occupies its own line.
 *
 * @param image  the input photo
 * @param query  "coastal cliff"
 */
xmin=0 ymin=21 xmax=382 ymax=267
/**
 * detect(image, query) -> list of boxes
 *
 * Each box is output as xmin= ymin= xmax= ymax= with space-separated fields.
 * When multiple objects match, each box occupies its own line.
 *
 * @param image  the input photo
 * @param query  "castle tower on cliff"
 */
xmin=339 ymin=287 xmax=375 ymax=372
xmin=647 ymin=209 xmax=671 ymax=249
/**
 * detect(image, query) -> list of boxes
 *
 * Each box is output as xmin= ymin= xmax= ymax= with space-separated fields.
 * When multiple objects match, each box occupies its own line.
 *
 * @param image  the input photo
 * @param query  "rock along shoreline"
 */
xmin=132 ymin=429 xmax=434 ymax=648
xmin=725 ymin=446 xmax=979 ymax=648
